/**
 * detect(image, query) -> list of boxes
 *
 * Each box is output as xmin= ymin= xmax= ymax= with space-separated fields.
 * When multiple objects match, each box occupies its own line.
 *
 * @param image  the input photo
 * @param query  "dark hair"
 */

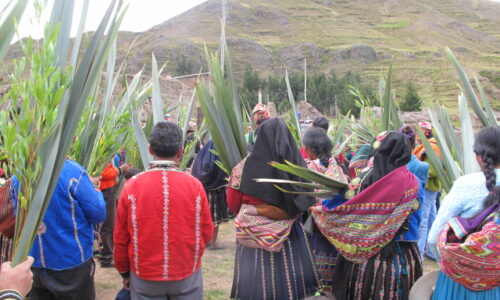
xmin=473 ymin=126 xmax=500 ymax=208
xmin=124 ymin=168 xmax=141 ymax=180
xmin=303 ymin=127 xmax=333 ymax=168
xmin=149 ymin=122 xmax=183 ymax=158
xmin=400 ymin=125 xmax=416 ymax=149
xmin=312 ymin=116 xmax=329 ymax=132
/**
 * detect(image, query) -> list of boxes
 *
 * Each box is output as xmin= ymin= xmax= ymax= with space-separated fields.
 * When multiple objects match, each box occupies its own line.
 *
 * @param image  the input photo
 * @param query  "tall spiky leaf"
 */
xmin=285 ymin=69 xmax=302 ymax=146
xmin=0 ymin=0 xmax=29 ymax=59
xmin=151 ymin=53 xmax=164 ymax=124
xmin=458 ymin=93 xmax=480 ymax=174
xmin=445 ymin=48 xmax=494 ymax=127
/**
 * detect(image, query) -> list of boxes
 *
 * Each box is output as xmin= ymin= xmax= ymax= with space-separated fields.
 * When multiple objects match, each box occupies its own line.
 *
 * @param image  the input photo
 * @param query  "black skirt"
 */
xmin=332 ymin=241 xmax=422 ymax=300
xmin=206 ymin=187 xmax=232 ymax=225
xmin=231 ymin=221 xmax=320 ymax=299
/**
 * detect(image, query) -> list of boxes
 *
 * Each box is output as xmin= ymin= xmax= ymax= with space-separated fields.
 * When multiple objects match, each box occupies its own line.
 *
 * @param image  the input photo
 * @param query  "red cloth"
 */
xmin=299 ymin=147 xmax=308 ymax=159
xmin=226 ymin=187 xmax=266 ymax=215
xmin=114 ymin=169 xmax=214 ymax=281
xmin=99 ymin=163 xmax=119 ymax=190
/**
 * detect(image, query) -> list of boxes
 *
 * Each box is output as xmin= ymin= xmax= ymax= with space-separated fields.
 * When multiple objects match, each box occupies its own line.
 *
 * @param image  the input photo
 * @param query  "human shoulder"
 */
xmin=454 ymin=172 xmax=485 ymax=188
xmin=65 ymin=159 xmax=86 ymax=173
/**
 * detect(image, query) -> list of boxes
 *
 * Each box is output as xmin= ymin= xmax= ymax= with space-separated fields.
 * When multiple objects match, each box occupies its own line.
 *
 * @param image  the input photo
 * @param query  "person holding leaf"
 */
xmin=227 ymin=118 xmax=319 ymax=299
xmin=11 ymin=160 xmax=106 ymax=300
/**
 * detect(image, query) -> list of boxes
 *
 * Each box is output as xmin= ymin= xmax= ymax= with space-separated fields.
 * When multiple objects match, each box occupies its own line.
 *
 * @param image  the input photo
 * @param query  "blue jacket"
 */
xmin=13 ymin=160 xmax=105 ymax=270
xmin=399 ymin=155 xmax=429 ymax=241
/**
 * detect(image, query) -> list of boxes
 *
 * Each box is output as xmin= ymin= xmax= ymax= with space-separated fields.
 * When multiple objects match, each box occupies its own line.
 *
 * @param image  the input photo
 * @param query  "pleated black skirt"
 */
xmin=332 ymin=241 xmax=422 ymax=300
xmin=231 ymin=221 xmax=320 ymax=300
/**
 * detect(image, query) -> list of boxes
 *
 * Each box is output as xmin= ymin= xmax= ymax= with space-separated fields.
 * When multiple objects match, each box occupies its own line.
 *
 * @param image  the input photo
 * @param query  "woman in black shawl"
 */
xmin=227 ymin=118 xmax=320 ymax=299
xmin=191 ymin=140 xmax=231 ymax=248
xmin=316 ymin=131 xmax=423 ymax=300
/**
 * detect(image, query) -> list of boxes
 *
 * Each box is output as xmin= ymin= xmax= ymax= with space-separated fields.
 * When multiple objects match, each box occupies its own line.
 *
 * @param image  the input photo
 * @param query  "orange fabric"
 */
xmin=413 ymin=138 xmax=441 ymax=160
xmin=99 ymin=163 xmax=119 ymax=190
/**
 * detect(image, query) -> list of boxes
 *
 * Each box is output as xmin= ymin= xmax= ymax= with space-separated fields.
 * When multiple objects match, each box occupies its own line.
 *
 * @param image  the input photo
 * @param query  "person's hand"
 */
xmin=120 ymin=164 xmax=131 ymax=173
xmin=89 ymin=176 xmax=100 ymax=186
xmin=0 ymin=256 xmax=34 ymax=296
xmin=122 ymin=278 xmax=130 ymax=291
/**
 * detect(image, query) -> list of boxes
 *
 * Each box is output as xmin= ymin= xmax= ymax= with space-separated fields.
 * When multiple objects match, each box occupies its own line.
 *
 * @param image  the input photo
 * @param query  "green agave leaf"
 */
xmin=428 ymin=109 xmax=462 ymax=180
xmin=182 ymin=88 xmax=198 ymax=141
xmin=381 ymin=65 xmax=392 ymax=131
xmin=474 ymin=76 xmax=497 ymax=126
xmin=331 ymin=115 xmax=349 ymax=148
xmin=437 ymin=104 xmax=461 ymax=161
xmin=272 ymin=184 xmax=338 ymax=198
xmin=0 ymin=0 xmax=29 ymax=59
xmin=458 ymin=93 xmax=480 ymax=174
xmin=285 ymin=69 xmax=302 ymax=146
xmin=270 ymin=161 xmax=348 ymax=190
xmin=11 ymin=0 xmax=126 ymax=266
xmin=255 ymin=178 xmax=333 ymax=190
xmin=151 ymin=53 xmax=164 ymax=124
xmin=131 ymin=113 xmax=152 ymax=170
xmin=69 ymin=0 xmax=89 ymax=75
xmin=445 ymin=48 xmax=493 ymax=127
xmin=50 ymin=0 xmax=74 ymax=69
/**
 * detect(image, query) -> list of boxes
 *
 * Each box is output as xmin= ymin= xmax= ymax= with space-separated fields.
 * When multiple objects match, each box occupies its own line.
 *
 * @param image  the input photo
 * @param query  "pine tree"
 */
xmin=400 ymin=81 xmax=422 ymax=112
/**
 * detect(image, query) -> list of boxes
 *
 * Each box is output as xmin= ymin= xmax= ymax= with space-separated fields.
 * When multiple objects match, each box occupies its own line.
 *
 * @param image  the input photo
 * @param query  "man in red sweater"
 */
xmin=114 ymin=122 xmax=214 ymax=300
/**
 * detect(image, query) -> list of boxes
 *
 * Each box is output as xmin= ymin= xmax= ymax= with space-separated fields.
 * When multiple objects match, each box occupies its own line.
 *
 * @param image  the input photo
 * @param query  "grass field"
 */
xmin=95 ymin=221 xmax=439 ymax=300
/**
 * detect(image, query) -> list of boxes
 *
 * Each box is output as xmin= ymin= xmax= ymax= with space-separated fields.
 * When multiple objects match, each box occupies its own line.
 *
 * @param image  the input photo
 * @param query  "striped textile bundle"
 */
xmin=439 ymin=207 xmax=500 ymax=291
xmin=312 ymin=166 xmax=419 ymax=263
xmin=235 ymin=204 xmax=294 ymax=252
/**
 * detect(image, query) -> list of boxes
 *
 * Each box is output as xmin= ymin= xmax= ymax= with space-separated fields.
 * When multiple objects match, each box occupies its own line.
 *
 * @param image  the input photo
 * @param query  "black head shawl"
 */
xmin=360 ymin=131 xmax=412 ymax=191
xmin=240 ymin=118 xmax=315 ymax=215
xmin=191 ymin=140 xmax=227 ymax=190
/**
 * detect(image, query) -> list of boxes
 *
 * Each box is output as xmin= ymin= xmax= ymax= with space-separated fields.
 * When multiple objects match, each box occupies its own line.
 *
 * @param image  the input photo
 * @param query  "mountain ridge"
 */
xmin=4 ymin=0 xmax=500 ymax=110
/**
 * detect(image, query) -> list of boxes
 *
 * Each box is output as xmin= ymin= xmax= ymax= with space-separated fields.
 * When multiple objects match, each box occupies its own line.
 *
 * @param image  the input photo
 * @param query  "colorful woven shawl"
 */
xmin=312 ymin=166 xmax=419 ymax=263
xmin=438 ymin=204 xmax=500 ymax=291
xmin=235 ymin=204 xmax=294 ymax=252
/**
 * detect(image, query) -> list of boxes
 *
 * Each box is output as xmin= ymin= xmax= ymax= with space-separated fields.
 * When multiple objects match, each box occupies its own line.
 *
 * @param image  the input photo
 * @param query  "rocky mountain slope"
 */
xmin=5 ymin=0 xmax=500 ymax=109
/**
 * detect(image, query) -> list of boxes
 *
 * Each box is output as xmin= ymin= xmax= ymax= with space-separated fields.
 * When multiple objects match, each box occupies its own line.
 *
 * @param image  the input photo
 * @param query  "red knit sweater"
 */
xmin=114 ymin=169 xmax=214 ymax=281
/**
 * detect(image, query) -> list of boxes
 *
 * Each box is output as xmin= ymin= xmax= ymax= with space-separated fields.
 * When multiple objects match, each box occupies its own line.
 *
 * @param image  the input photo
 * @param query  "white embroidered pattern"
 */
xmin=68 ymin=178 xmax=85 ymax=262
xmin=162 ymin=171 xmax=171 ymax=278
xmin=192 ymin=194 xmax=202 ymax=272
xmin=37 ymin=233 xmax=46 ymax=268
xmin=129 ymin=194 xmax=140 ymax=275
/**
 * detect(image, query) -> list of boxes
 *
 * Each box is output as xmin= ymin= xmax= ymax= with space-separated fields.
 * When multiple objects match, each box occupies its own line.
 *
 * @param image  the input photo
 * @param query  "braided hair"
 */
xmin=473 ymin=126 xmax=500 ymax=208
xmin=303 ymin=127 xmax=333 ymax=168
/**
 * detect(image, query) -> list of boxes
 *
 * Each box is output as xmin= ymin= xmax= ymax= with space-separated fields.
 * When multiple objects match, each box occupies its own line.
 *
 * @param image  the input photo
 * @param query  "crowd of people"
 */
xmin=0 ymin=103 xmax=498 ymax=300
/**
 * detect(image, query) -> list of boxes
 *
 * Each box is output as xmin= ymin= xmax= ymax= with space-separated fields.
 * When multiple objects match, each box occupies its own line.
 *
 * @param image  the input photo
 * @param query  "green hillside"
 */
xmin=5 ymin=0 xmax=500 ymax=110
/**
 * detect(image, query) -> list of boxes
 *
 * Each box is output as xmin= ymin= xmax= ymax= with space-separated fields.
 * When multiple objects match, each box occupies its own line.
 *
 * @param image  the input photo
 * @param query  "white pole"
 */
xmin=304 ymin=58 xmax=307 ymax=103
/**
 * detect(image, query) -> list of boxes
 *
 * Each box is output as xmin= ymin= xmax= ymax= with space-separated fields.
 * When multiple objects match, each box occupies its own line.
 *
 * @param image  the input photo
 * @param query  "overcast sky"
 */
xmin=14 ymin=0 xmax=208 ymax=39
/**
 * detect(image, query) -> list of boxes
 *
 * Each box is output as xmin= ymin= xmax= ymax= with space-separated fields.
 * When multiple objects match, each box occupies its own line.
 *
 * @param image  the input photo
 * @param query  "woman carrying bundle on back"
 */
xmin=227 ymin=118 xmax=320 ymax=299
xmin=312 ymin=131 xmax=423 ymax=300
xmin=303 ymin=127 xmax=349 ymax=183
xmin=302 ymin=127 xmax=349 ymax=291
xmin=427 ymin=126 xmax=500 ymax=299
